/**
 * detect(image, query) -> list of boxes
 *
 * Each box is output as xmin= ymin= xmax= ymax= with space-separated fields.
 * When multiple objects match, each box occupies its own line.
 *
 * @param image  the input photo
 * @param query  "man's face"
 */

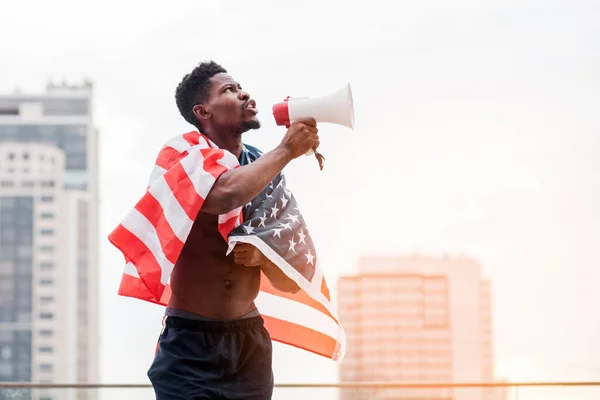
xmin=202 ymin=72 xmax=261 ymax=133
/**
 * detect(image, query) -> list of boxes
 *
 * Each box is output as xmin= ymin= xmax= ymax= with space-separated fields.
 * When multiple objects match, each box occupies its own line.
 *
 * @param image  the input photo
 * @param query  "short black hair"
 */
xmin=175 ymin=61 xmax=227 ymax=131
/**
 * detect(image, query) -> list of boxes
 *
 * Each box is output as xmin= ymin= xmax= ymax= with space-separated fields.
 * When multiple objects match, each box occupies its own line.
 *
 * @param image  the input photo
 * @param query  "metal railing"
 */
xmin=0 ymin=381 xmax=599 ymax=400
xmin=0 ymin=381 xmax=599 ymax=389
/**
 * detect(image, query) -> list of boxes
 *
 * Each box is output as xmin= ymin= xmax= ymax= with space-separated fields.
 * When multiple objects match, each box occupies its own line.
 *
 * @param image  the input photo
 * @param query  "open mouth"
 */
xmin=244 ymin=100 xmax=258 ymax=113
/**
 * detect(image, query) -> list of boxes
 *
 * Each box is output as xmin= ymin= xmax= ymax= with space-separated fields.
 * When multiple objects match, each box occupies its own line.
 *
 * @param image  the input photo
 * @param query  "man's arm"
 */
xmin=202 ymin=146 xmax=293 ymax=214
xmin=201 ymin=119 xmax=319 ymax=215
xmin=232 ymin=243 xmax=301 ymax=294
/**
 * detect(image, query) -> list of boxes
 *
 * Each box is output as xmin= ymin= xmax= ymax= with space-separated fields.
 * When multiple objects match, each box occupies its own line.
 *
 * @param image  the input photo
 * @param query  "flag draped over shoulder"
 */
xmin=108 ymin=131 xmax=346 ymax=362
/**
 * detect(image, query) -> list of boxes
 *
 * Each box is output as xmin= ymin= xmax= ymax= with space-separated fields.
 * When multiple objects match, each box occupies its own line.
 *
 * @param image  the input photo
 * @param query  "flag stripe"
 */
xmin=136 ymin=185 xmax=186 ymax=263
xmin=110 ymin=225 xmax=165 ymax=301
xmin=259 ymin=278 xmax=337 ymax=322
xmin=155 ymin=146 xmax=186 ymax=170
xmin=321 ymin=278 xmax=331 ymax=301
xmin=148 ymin=165 xmax=167 ymax=188
xmin=218 ymin=207 xmax=243 ymax=224
xmin=162 ymin=162 xmax=206 ymax=221
xmin=255 ymin=291 xmax=342 ymax=343
xmin=119 ymin=273 xmax=156 ymax=303
xmin=180 ymin=150 xmax=217 ymax=199
xmin=119 ymin=208 xmax=174 ymax=285
xmin=262 ymin=315 xmax=340 ymax=360
xmin=147 ymin=175 xmax=194 ymax=243
xmin=200 ymin=148 xmax=235 ymax=180
xmin=218 ymin=210 xmax=243 ymax=242
xmin=167 ymin=135 xmax=194 ymax=153
xmin=182 ymin=131 xmax=201 ymax=146
xmin=309 ymin=263 xmax=324 ymax=295
xmin=124 ymin=262 xmax=140 ymax=278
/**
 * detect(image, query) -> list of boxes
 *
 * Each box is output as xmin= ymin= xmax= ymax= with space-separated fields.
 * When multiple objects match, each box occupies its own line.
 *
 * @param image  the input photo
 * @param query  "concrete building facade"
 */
xmin=0 ymin=82 xmax=99 ymax=400
xmin=338 ymin=255 xmax=501 ymax=400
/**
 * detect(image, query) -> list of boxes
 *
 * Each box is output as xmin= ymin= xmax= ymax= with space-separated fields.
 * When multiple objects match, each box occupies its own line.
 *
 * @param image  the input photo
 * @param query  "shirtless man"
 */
xmin=146 ymin=61 xmax=319 ymax=399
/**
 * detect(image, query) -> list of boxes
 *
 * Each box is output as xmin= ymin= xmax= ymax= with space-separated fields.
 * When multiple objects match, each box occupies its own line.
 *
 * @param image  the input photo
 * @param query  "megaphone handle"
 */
xmin=285 ymin=121 xmax=324 ymax=170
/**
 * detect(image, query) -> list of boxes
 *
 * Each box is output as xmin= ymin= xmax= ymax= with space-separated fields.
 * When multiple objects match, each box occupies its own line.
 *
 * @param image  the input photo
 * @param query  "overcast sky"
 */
xmin=2 ymin=0 xmax=600 ymax=399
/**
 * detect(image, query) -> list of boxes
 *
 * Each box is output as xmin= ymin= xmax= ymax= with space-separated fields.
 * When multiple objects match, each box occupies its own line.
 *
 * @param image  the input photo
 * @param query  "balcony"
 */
xmin=0 ymin=381 xmax=599 ymax=399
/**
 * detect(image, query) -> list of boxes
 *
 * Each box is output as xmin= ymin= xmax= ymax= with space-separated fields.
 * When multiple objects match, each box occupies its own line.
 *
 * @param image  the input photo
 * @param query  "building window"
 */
xmin=23 ymin=152 xmax=29 ymax=160
xmin=22 ymin=181 xmax=35 ymax=187
xmin=40 ymin=195 xmax=54 ymax=203
xmin=1 ymin=345 xmax=11 ymax=360
xmin=0 ymin=125 xmax=88 ymax=170
xmin=2 ymin=227 xmax=16 ymax=242
xmin=43 ymin=99 xmax=89 ymax=116
xmin=8 ymin=152 xmax=15 ymax=160
xmin=39 ymin=363 xmax=53 ymax=373
xmin=17 ymin=245 xmax=32 ymax=258
xmin=40 ymin=279 xmax=53 ymax=286
xmin=40 ymin=296 xmax=54 ymax=304
xmin=2 ymin=246 xmax=15 ymax=259
xmin=40 ymin=228 xmax=54 ymax=236
xmin=39 ymin=346 xmax=53 ymax=354
xmin=39 ymin=313 xmax=53 ymax=320
xmin=0 ymin=107 xmax=19 ymax=115
xmin=40 ymin=212 xmax=54 ymax=220
xmin=0 ymin=197 xmax=15 ymax=206
xmin=39 ymin=246 xmax=54 ymax=254
xmin=39 ymin=329 xmax=53 ymax=337
xmin=41 ymin=181 xmax=55 ymax=188
xmin=40 ymin=261 xmax=53 ymax=270
xmin=0 ymin=181 xmax=14 ymax=187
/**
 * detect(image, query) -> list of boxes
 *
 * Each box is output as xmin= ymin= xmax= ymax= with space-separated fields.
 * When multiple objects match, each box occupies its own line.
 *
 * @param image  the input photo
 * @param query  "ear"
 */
xmin=193 ymin=104 xmax=211 ymax=121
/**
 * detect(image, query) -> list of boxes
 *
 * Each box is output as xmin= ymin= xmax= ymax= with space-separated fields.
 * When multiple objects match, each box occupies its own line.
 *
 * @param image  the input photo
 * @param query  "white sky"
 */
xmin=2 ymin=0 xmax=600 ymax=399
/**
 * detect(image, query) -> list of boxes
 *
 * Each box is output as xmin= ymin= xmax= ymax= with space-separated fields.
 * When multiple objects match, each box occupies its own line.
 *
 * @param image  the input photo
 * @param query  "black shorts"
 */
xmin=147 ymin=315 xmax=274 ymax=400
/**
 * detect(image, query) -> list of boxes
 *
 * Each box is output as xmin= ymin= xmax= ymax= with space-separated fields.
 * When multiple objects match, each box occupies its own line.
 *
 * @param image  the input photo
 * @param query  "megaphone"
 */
xmin=272 ymin=83 xmax=355 ymax=170
xmin=272 ymin=83 xmax=355 ymax=130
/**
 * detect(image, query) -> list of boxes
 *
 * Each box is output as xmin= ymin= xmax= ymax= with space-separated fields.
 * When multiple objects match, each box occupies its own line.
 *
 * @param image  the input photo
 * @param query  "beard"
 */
xmin=241 ymin=119 xmax=261 ymax=132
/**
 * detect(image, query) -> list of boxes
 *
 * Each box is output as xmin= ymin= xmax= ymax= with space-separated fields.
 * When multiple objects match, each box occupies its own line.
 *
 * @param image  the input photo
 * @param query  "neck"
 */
xmin=204 ymin=129 xmax=244 ymax=158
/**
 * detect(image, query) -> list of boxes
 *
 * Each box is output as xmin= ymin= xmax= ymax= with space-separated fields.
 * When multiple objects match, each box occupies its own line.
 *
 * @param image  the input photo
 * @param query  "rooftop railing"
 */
xmin=0 ymin=381 xmax=599 ymax=399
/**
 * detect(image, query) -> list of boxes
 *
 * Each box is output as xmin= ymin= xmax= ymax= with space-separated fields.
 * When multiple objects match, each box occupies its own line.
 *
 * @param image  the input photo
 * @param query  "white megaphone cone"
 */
xmin=272 ymin=83 xmax=355 ymax=170
xmin=272 ymin=83 xmax=355 ymax=130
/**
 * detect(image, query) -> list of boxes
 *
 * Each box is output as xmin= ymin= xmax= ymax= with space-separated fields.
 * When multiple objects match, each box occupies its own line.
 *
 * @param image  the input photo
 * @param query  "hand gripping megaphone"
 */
xmin=272 ymin=83 xmax=355 ymax=170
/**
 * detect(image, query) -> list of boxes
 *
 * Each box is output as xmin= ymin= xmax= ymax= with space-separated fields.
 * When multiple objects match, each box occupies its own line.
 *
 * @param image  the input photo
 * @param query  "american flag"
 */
xmin=108 ymin=131 xmax=346 ymax=362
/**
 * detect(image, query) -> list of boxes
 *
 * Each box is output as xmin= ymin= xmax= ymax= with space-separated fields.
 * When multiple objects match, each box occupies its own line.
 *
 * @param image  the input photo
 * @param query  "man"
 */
xmin=146 ymin=61 xmax=320 ymax=399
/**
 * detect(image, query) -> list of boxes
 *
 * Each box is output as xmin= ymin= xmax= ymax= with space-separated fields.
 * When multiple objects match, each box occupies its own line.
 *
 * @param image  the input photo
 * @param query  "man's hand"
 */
xmin=232 ymin=243 xmax=300 ymax=293
xmin=277 ymin=118 xmax=320 ymax=160
xmin=232 ymin=243 xmax=265 ymax=267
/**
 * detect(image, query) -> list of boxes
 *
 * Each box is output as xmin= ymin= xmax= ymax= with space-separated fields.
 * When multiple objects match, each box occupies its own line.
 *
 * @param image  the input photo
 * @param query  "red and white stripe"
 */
xmin=109 ymin=131 xmax=345 ymax=362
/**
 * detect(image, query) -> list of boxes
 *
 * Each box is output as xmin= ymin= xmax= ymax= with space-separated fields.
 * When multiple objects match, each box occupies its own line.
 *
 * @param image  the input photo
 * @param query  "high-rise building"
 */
xmin=338 ymin=255 xmax=503 ymax=400
xmin=0 ymin=82 xmax=99 ymax=400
